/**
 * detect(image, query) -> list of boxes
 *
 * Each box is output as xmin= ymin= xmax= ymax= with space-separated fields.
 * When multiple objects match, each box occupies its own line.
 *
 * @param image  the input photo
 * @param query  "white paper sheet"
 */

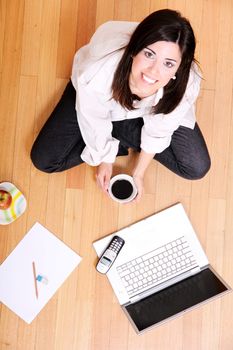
xmin=0 ymin=222 xmax=82 ymax=323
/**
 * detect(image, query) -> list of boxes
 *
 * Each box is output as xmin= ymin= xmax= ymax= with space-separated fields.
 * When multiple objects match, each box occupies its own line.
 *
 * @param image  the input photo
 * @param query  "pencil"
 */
xmin=32 ymin=261 xmax=39 ymax=299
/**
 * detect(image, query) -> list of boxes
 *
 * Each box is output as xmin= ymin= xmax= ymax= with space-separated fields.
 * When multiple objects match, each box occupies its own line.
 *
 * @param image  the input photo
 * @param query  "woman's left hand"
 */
xmin=131 ymin=150 xmax=155 ymax=202
xmin=132 ymin=174 xmax=144 ymax=202
xmin=96 ymin=162 xmax=113 ymax=192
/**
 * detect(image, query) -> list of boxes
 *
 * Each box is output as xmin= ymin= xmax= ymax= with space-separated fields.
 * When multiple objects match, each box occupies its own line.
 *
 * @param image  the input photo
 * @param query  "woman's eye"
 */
xmin=144 ymin=50 xmax=155 ymax=59
xmin=165 ymin=61 xmax=175 ymax=68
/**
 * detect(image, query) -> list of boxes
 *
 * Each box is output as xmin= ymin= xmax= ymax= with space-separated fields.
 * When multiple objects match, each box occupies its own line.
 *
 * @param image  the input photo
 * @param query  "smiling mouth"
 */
xmin=142 ymin=73 xmax=158 ymax=84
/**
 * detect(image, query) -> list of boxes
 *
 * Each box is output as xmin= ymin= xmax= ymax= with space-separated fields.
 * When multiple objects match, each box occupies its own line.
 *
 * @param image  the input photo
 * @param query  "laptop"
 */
xmin=93 ymin=203 xmax=231 ymax=334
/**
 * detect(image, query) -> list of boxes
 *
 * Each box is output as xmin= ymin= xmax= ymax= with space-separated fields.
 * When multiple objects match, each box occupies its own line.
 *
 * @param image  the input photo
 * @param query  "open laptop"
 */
xmin=93 ymin=203 xmax=231 ymax=334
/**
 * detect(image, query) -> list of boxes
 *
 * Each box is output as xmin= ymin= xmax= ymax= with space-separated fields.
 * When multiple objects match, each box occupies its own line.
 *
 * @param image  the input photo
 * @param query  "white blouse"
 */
xmin=71 ymin=21 xmax=201 ymax=166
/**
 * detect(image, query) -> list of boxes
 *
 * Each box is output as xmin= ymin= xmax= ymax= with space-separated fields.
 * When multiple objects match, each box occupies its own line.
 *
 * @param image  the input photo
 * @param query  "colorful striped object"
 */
xmin=0 ymin=182 xmax=27 ymax=225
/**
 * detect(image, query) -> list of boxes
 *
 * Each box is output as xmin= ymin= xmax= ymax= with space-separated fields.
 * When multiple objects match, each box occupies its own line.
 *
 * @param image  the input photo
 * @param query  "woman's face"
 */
xmin=129 ymin=41 xmax=182 ymax=98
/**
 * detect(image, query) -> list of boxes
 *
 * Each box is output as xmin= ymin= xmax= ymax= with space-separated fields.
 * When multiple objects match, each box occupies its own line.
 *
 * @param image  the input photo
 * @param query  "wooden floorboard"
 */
xmin=0 ymin=0 xmax=233 ymax=349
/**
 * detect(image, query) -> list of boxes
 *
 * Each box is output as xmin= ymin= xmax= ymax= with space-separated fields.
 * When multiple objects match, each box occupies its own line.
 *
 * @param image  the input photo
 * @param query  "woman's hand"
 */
xmin=132 ymin=150 xmax=155 ymax=202
xmin=132 ymin=174 xmax=144 ymax=202
xmin=96 ymin=162 xmax=113 ymax=192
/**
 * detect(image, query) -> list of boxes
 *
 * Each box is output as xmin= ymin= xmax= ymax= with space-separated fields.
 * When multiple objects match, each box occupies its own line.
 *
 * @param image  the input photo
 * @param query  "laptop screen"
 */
xmin=125 ymin=268 xmax=228 ymax=332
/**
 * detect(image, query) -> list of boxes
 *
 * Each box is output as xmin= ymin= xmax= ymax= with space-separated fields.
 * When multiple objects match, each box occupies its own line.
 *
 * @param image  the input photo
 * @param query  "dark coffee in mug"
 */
xmin=111 ymin=179 xmax=133 ymax=200
xmin=108 ymin=174 xmax=137 ymax=203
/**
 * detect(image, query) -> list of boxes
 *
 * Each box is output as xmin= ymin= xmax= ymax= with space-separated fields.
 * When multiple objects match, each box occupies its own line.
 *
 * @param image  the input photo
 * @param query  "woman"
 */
xmin=31 ymin=9 xmax=210 ymax=201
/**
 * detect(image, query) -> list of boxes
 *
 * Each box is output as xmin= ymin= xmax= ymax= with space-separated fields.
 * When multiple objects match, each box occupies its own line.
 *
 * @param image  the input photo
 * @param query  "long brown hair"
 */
xmin=112 ymin=9 xmax=197 ymax=114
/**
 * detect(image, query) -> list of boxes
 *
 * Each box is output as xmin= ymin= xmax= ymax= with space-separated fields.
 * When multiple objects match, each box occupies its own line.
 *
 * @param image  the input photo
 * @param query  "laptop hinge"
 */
xmin=200 ymin=263 xmax=210 ymax=271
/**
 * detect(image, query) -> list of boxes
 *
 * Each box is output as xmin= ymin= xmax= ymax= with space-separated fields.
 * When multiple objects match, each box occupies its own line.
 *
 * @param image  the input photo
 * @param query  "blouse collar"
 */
xmin=132 ymin=87 xmax=164 ymax=108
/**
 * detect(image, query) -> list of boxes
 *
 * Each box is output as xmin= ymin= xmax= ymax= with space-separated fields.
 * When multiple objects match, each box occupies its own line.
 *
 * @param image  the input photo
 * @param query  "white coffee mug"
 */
xmin=108 ymin=174 xmax=137 ymax=203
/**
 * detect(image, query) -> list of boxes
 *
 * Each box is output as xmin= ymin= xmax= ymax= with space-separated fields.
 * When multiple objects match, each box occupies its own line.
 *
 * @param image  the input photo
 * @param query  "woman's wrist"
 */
xmin=132 ymin=150 xmax=155 ymax=178
xmin=132 ymin=169 xmax=145 ymax=180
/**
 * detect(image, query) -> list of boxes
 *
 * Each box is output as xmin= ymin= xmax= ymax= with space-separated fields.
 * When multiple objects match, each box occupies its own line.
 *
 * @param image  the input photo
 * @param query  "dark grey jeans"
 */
xmin=31 ymin=81 xmax=210 ymax=180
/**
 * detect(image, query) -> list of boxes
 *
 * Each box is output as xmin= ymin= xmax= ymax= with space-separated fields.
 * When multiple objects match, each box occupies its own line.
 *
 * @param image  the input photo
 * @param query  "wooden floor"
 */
xmin=1 ymin=0 xmax=233 ymax=349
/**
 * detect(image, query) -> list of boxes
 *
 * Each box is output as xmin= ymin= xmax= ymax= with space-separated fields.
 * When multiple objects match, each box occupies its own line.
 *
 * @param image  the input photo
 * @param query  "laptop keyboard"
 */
xmin=116 ymin=236 xmax=198 ymax=297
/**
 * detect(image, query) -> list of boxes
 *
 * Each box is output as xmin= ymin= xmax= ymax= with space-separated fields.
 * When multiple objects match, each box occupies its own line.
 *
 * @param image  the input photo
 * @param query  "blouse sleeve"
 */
xmin=76 ymin=80 xmax=120 ymax=166
xmin=140 ymin=68 xmax=201 ymax=154
xmin=88 ymin=21 xmax=138 ymax=57
xmin=71 ymin=21 xmax=138 ymax=166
